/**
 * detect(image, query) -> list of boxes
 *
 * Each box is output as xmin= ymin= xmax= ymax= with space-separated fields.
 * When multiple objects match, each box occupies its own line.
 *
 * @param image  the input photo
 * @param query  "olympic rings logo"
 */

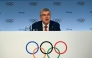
xmin=29 ymin=2 xmax=38 ymax=6
xmin=5 ymin=19 xmax=14 ymax=23
xmin=53 ymin=2 xmax=62 ymax=6
xmin=76 ymin=1 xmax=85 ymax=6
xmin=5 ymin=2 xmax=14 ymax=6
xmin=53 ymin=19 xmax=62 ymax=23
xmin=77 ymin=18 xmax=85 ymax=23
xmin=26 ymin=41 xmax=67 ymax=58
xmin=29 ymin=19 xmax=38 ymax=23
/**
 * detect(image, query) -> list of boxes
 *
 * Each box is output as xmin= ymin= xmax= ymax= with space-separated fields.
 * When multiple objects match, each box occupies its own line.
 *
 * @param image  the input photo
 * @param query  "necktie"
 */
xmin=44 ymin=25 xmax=48 ymax=31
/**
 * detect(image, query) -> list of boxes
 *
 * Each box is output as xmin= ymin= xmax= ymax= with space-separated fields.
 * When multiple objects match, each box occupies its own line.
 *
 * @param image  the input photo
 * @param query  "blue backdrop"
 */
xmin=0 ymin=0 xmax=92 ymax=31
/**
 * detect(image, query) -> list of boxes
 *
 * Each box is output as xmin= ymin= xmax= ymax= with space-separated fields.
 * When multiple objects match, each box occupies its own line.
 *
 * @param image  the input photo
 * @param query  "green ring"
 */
xmin=47 ymin=47 xmax=60 ymax=58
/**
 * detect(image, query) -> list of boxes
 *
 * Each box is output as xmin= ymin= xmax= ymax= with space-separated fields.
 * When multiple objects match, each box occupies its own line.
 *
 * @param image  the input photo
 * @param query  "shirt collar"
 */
xmin=42 ymin=22 xmax=49 ymax=28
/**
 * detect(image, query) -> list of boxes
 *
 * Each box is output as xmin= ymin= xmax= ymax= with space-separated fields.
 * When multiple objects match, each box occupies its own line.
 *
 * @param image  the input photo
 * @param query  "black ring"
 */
xmin=40 ymin=41 xmax=53 ymax=54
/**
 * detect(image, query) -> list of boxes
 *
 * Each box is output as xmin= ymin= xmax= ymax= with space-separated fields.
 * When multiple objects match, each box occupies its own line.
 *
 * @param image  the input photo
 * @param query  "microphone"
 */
xmin=33 ymin=29 xmax=38 ymax=31
xmin=25 ymin=26 xmax=30 ymax=31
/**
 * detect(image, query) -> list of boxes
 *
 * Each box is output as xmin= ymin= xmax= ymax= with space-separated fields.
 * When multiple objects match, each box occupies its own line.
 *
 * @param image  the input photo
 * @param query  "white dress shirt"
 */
xmin=42 ymin=23 xmax=49 ymax=31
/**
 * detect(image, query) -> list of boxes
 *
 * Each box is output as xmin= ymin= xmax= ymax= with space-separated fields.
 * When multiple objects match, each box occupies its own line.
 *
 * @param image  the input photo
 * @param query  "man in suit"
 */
xmin=31 ymin=8 xmax=61 ymax=31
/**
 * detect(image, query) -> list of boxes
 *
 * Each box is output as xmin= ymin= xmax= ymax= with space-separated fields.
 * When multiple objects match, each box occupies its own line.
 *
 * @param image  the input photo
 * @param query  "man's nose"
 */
xmin=45 ymin=16 xmax=48 ymax=18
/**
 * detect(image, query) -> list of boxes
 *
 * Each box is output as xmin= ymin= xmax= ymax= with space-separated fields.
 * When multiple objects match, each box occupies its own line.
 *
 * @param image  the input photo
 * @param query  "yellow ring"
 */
xmin=32 ymin=47 xmax=46 ymax=58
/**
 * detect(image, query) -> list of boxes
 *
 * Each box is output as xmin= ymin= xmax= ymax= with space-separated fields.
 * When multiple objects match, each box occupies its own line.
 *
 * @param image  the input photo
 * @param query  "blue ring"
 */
xmin=26 ymin=41 xmax=39 ymax=54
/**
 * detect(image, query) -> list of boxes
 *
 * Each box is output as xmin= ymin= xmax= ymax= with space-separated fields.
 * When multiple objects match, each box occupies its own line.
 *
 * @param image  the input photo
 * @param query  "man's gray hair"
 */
xmin=40 ymin=8 xmax=51 ymax=16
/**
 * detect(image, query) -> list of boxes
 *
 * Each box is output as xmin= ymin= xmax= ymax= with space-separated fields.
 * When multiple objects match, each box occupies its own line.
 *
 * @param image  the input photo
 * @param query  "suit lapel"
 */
xmin=49 ymin=21 xmax=53 ymax=31
xmin=39 ymin=21 xmax=43 ymax=31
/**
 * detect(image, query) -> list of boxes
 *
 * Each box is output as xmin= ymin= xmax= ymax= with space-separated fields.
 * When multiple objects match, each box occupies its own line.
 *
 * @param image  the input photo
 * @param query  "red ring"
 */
xmin=54 ymin=41 xmax=67 ymax=54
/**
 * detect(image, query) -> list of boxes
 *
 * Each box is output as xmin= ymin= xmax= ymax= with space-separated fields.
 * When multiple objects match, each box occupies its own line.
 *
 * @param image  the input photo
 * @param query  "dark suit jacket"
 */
xmin=31 ymin=20 xmax=61 ymax=31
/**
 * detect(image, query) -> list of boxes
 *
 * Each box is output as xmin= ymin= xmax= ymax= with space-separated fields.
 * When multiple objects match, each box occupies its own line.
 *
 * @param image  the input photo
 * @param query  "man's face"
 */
xmin=40 ymin=11 xmax=51 ymax=24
